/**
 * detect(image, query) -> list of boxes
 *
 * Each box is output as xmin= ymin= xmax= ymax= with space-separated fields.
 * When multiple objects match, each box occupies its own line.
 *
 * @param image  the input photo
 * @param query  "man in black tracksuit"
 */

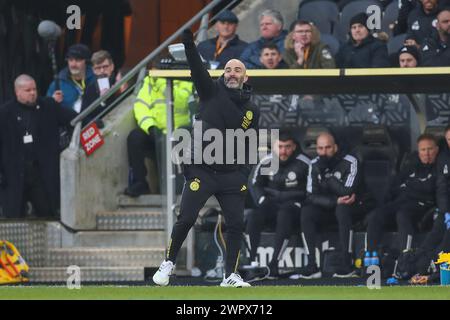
xmin=405 ymin=0 xmax=439 ymax=47
xmin=299 ymin=132 xmax=367 ymax=279
xmin=418 ymin=126 xmax=450 ymax=257
xmin=246 ymin=130 xmax=310 ymax=277
xmin=152 ymin=29 xmax=260 ymax=287
xmin=366 ymin=134 xmax=441 ymax=255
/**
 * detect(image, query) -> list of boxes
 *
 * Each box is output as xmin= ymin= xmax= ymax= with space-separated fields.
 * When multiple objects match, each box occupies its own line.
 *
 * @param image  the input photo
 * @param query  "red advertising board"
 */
xmin=80 ymin=122 xmax=104 ymax=156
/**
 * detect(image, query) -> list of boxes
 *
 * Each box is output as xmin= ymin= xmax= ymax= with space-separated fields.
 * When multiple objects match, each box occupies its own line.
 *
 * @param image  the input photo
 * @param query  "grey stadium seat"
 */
xmin=320 ymin=33 xmax=341 ymax=56
xmin=387 ymin=33 xmax=407 ymax=55
xmin=381 ymin=1 xmax=399 ymax=37
xmin=298 ymin=0 xmax=339 ymax=34
xmin=334 ymin=0 xmax=383 ymax=43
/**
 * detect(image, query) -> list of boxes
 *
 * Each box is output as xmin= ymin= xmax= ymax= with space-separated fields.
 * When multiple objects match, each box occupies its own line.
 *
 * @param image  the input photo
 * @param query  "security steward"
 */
xmin=153 ymin=29 xmax=259 ymax=288
xmin=0 ymin=75 xmax=77 ymax=218
xmin=299 ymin=132 xmax=366 ymax=279
xmin=246 ymin=130 xmax=310 ymax=277
xmin=366 ymin=133 xmax=441 ymax=255
xmin=124 ymin=76 xmax=194 ymax=196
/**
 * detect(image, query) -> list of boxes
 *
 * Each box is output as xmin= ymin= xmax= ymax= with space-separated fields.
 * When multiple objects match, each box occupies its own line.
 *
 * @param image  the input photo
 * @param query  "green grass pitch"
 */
xmin=0 ymin=285 xmax=448 ymax=300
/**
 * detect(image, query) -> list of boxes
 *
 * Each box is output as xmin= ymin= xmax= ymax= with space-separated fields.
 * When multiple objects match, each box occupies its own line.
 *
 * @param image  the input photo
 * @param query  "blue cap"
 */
xmin=216 ymin=10 xmax=238 ymax=24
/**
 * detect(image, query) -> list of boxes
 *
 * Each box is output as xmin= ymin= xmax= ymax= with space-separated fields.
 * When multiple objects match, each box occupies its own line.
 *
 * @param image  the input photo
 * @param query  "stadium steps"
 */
xmin=46 ymin=247 xmax=165 ymax=267
xmin=29 ymin=267 xmax=145 ymax=282
xmin=96 ymin=210 xmax=164 ymax=230
xmin=69 ymin=230 xmax=166 ymax=247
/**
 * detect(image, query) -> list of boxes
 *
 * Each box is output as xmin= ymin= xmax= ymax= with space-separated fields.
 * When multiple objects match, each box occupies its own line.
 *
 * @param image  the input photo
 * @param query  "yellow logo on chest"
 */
xmin=241 ymin=110 xmax=253 ymax=129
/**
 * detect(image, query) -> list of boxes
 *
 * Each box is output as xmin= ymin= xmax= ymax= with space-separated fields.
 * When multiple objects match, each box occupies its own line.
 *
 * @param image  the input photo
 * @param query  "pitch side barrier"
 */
xmin=153 ymin=67 xmax=450 ymax=269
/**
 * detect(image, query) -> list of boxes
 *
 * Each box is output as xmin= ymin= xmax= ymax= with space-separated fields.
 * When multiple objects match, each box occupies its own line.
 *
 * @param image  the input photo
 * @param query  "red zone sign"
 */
xmin=80 ymin=122 xmax=104 ymax=156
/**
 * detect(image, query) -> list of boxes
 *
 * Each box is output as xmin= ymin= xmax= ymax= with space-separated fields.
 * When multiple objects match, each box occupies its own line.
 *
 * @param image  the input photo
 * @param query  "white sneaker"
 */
xmin=220 ymin=273 xmax=251 ymax=287
xmin=152 ymin=260 xmax=174 ymax=286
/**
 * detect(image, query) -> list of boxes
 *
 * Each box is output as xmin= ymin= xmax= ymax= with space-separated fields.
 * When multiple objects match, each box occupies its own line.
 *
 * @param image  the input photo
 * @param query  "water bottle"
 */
xmin=363 ymin=251 xmax=371 ymax=267
xmin=371 ymin=251 xmax=380 ymax=266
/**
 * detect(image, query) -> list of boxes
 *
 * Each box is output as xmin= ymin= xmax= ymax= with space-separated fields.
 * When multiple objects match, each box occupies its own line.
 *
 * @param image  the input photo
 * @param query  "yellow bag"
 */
xmin=0 ymin=240 xmax=29 ymax=284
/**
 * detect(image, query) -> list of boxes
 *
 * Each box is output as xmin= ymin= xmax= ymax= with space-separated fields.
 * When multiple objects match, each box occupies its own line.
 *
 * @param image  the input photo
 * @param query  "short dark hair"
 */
xmin=261 ymin=42 xmax=280 ymax=53
xmin=437 ymin=7 xmax=450 ymax=20
xmin=278 ymin=129 xmax=296 ymax=143
xmin=417 ymin=133 xmax=438 ymax=145
xmin=289 ymin=19 xmax=312 ymax=32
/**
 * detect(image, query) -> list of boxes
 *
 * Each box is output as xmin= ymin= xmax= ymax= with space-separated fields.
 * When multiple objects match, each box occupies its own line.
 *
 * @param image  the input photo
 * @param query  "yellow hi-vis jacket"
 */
xmin=133 ymin=76 xmax=194 ymax=134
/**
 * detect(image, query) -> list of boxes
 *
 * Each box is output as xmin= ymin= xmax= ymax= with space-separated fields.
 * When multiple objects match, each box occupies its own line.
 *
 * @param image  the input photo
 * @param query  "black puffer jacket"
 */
xmin=335 ymin=35 xmax=390 ymax=68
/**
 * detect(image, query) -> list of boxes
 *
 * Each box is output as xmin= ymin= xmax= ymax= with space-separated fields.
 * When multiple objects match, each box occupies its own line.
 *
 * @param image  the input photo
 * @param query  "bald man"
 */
xmin=153 ymin=29 xmax=259 ymax=287
xmin=0 ymin=75 xmax=77 ymax=219
xmin=298 ymin=132 xmax=367 ymax=279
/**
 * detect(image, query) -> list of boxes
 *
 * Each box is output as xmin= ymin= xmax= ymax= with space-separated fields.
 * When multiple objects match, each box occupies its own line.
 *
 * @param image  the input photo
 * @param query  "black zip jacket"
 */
xmin=306 ymin=152 xmax=361 ymax=209
xmin=183 ymin=33 xmax=260 ymax=175
xmin=406 ymin=4 xmax=438 ymax=45
xmin=391 ymin=153 xmax=439 ymax=205
xmin=436 ymin=145 xmax=450 ymax=213
xmin=250 ymin=150 xmax=310 ymax=206
xmin=335 ymin=35 xmax=390 ymax=68
xmin=421 ymin=29 xmax=450 ymax=67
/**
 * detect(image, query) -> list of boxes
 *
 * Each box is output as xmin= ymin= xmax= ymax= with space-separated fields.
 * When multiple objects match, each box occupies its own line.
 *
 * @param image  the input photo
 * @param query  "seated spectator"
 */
xmin=81 ymin=50 xmax=126 ymax=125
xmin=283 ymin=20 xmax=335 ymax=69
xmin=46 ymin=44 xmax=96 ymax=112
xmin=393 ymin=0 xmax=418 ymax=36
xmin=366 ymin=134 xmax=440 ymax=258
xmin=240 ymin=9 xmax=288 ymax=69
xmin=298 ymin=132 xmax=372 ymax=279
xmin=336 ymin=13 xmax=390 ymax=68
xmin=124 ymin=75 xmax=194 ymax=197
xmin=398 ymin=45 xmax=421 ymax=67
xmin=404 ymin=0 xmax=440 ymax=48
xmin=245 ymin=130 xmax=310 ymax=277
xmin=197 ymin=10 xmax=247 ymax=69
xmin=259 ymin=43 xmax=288 ymax=69
xmin=421 ymin=8 xmax=450 ymax=66
xmin=0 ymin=75 xmax=77 ymax=219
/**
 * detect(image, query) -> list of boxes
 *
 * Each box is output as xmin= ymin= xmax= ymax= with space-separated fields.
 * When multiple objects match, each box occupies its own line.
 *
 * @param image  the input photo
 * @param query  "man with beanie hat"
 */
xmin=197 ymin=9 xmax=247 ymax=69
xmin=398 ymin=45 xmax=421 ymax=67
xmin=46 ymin=43 xmax=96 ymax=112
xmin=335 ymin=12 xmax=390 ymax=68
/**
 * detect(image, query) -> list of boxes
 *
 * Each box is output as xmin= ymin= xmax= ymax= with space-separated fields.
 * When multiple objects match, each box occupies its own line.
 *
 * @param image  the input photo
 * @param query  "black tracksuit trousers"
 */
xmin=366 ymin=195 xmax=434 ymax=252
xmin=301 ymin=203 xmax=363 ymax=266
xmin=167 ymin=164 xmax=248 ymax=276
xmin=246 ymin=201 xmax=301 ymax=267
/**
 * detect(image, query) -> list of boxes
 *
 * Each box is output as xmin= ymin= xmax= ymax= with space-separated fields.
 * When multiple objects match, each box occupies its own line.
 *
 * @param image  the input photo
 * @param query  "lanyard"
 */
xmin=303 ymin=47 xmax=310 ymax=69
xmin=214 ymin=39 xmax=228 ymax=60
xmin=72 ymin=77 xmax=86 ymax=94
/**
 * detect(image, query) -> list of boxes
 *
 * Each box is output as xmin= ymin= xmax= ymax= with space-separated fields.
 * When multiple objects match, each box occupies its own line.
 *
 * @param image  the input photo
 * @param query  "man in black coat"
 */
xmin=421 ymin=8 xmax=450 ymax=66
xmin=335 ymin=13 xmax=390 ymax=68
xmin=366 ymin=134 xmax=441 ymax=256
xmin=152 ymin=29 xmax=260 ymax=288
xmin=0 ymin=75 xmax=77 ymax=219
xmin=197 ymin=10 xmax=247 ymax=69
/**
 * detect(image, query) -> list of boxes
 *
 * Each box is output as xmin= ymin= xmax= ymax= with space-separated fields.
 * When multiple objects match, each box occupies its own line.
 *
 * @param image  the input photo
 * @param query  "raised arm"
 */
xmin=181 ymin=29 xmax=215 ymax=100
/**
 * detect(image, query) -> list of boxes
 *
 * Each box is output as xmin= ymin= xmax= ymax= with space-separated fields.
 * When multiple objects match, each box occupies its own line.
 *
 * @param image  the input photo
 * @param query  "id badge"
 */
xmin=23 ymin=134 xmax=33 ymax=144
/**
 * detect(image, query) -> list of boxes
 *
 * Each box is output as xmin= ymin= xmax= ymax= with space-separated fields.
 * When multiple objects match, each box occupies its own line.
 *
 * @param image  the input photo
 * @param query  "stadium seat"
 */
xmin=381 ymin=1 xmax=399 ymax=37
xmin=387 ymin=33 xmax=407 ymax=55
xmin=298 ymin=0 xmax=339 ymax=34
xmin=355 ymin=125 xmax=398 ymax=206
xmin=334 ymin=0 xmax=383 ymax=43
xmin=320 ymin=33 xmax=341 ymax=56
xmin=299 ymin=125 xmax=330 ymax=158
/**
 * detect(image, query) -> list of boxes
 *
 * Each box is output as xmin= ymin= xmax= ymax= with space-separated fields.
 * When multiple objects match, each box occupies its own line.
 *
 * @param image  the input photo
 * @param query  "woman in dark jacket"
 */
xmin=335 ymin=13 xmax=390 ymax=68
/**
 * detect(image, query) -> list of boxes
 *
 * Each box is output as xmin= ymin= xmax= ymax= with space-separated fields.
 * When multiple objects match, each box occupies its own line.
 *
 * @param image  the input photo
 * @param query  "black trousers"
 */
xmin=301 ymin=202 xmax=363 ymax=266
xmin=126 ymin=128 xmax=158 ymax=187
xmin=246 ymin=201 xmax=301 ymax=266
xmin=420 ymin=211 xmax=447 ymax=253
xmin=366 ymin=195 xmax=434 ymax=252
xmin=167 ymin=164 xmax=248 ymax=276
xmin=22 ymin=162 xmax=55 ymax=218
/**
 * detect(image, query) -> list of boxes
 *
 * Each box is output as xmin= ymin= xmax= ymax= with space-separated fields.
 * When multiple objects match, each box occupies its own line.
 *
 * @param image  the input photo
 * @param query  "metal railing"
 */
xmin=69 ymin=0 xmax=240 ymax=140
